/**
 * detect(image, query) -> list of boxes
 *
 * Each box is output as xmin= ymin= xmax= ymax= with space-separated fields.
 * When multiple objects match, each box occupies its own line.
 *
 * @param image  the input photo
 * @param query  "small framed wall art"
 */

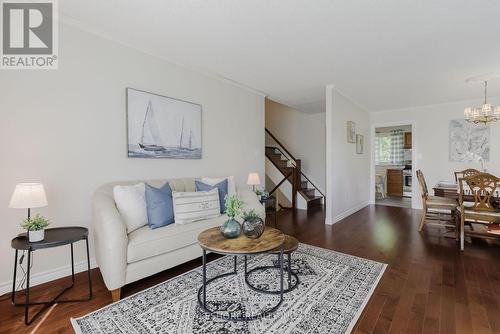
xmin=347 ymin=121 xmax=356 ymax=143
xmin=356 ymin=134 xmax=364 ymax=154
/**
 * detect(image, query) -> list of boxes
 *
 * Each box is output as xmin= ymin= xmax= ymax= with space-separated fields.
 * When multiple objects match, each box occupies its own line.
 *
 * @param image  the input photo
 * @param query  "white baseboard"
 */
xmin=0 ymin=258 xmax=97 ymax=295
xmin=326 ymin=202 xmax=369 ymax=225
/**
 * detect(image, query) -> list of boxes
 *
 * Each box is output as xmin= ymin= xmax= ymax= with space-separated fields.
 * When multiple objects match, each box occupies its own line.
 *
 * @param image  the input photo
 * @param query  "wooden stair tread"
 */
xmin=305 ymin=195 xmax=323 ymax=202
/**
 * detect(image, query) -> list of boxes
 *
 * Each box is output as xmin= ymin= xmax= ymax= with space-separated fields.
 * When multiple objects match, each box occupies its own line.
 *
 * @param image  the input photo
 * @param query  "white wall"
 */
xmin=0 ymin=23 xmax=265 ymax=292
xmin=265 ymin=99 xmax=326 ymax=193
xmin=370 ymin=98 xmax=500 ymax=208
xmin=326 ymin=87 xmax=371 ymax=224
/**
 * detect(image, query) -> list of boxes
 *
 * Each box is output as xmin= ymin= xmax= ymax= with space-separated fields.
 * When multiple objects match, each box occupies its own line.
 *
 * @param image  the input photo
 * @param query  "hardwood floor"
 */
xmin=1 ymin=205 xmax=500 ymax=333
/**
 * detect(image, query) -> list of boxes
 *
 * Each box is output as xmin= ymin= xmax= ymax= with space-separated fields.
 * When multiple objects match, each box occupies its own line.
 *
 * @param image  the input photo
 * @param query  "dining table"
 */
xmin=433 ymin=182 xmax=500 ymax=209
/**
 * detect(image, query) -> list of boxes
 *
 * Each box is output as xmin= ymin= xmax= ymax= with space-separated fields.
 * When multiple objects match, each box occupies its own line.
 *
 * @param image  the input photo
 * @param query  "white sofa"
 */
xmin=92 ymin=178 xmax=264 ymax=301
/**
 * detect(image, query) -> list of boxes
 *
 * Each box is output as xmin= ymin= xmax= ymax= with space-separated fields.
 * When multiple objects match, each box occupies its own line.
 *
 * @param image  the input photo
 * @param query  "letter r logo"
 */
xmin=2 ymin=1 xmax=53 ymax=54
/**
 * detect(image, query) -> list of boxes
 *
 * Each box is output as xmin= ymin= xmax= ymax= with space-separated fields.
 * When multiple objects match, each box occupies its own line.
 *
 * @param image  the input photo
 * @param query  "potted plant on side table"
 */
xmin=220 ymin=195 xmax=244 ymax=238
xmin=21 ymin=214 xmax=50 ymax=242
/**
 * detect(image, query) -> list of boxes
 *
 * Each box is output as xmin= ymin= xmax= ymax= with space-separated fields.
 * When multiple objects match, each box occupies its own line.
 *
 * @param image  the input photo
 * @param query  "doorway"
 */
xmin=372 ymin=124 xmax=414 ymax=208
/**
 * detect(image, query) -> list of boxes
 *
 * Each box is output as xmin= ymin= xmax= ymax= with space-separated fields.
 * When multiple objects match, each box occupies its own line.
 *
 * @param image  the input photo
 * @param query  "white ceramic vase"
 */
xmin=28 ymin=229 xmax=45 ymax=242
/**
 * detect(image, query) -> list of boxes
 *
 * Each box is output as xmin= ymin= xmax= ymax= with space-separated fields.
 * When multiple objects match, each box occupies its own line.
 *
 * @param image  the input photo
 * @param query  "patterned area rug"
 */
xmin=72 ymin=243 xmax=386 ymax=334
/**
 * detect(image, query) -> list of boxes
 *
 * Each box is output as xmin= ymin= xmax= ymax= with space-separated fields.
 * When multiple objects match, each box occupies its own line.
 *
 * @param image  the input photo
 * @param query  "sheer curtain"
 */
xmin=390 ymin=129 xmax=404 ymax=165
xmin=375 ymin=130 xmax=404 ymax=165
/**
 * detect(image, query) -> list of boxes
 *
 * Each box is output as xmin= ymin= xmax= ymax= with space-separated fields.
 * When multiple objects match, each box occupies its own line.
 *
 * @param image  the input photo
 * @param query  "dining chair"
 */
xmin=457 ymin=172 xmax=500 ymax=251
xmin=454 ymin=168 xmax=480 ymax=183
xmin=375 ymin=174 xmax=386 ymax=199
xmin=416 ymin=170 xmax=458 ymax=234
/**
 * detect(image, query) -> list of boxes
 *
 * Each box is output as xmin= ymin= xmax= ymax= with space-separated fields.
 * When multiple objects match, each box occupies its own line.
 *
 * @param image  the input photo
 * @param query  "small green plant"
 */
xmin=225 ymin=195 xmax=244 ymax=219
xmin=21 ymin=214 xmax=50 ymax=231
xmin=255 ymin=189 xmax=269 ymax=198
xmin=242 ymin=209 xmax=260 ymax=222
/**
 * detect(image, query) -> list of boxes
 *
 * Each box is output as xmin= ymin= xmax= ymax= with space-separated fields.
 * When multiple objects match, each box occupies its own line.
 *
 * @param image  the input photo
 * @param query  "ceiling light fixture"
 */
xmin=464 ymin=80 xmax=500 ymax=124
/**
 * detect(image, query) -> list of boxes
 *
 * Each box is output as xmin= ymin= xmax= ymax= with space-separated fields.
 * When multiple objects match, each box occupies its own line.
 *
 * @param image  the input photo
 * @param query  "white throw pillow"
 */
xmin=113 ymin=183 xmax=148 ymax=233
xmin=173 ymin=188 xmax=221 ymax=224
xmin=201 ymin=176 xmax=237 ymax=196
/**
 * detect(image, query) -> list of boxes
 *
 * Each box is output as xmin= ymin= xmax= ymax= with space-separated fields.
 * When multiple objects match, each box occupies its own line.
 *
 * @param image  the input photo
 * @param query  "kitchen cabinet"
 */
xmin=404 ymin=132 xmax=412 ymax=149
xmin=387 ymin=169 xmax=403 ymax=197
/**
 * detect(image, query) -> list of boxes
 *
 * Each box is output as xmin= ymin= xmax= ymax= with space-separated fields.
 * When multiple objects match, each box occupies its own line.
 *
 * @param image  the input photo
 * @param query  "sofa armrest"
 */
xmin=92 ymin=187 xmax=128 ymax=291
xmin=238 ymin=188 xmax=266 ymax=218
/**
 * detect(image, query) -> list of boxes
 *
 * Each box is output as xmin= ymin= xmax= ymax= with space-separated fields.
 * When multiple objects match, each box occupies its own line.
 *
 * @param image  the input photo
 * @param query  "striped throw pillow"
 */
xmin=172 ymin=188 xmax=221 ymax=224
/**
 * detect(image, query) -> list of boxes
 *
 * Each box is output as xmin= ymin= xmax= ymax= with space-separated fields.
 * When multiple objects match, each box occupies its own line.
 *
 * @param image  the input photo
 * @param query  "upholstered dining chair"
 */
xmin=416 ymin=170 xmax=458 ymax=234
xmin=457 ymin=172 xmax=500 ymax=251
xmin=454 ymin=168 xmax=480 ymax=183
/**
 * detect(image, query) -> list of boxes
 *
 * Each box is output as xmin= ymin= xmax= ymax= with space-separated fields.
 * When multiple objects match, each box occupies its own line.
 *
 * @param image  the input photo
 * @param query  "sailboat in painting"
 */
xmin=178 ymin=116 xmax=197 ymax=152
xmin=139 ymin=101 xmax=166 ymax=152
xmin=127 ymin=88 xmax=202 ymax=159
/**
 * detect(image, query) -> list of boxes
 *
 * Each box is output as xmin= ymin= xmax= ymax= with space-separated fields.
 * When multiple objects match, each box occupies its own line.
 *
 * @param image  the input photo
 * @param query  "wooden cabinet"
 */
xmin=404 ymin=132 xmax=412 ymax=149
xmin=387 ymin=169 xmax=403 ymax=197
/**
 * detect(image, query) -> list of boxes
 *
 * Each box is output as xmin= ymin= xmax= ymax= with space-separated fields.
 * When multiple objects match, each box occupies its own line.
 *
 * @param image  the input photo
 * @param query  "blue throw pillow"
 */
xmin=195 ymin=179 xmax=228 ymax=213
xmin=145 ymin=183 xmax=174 ymax=229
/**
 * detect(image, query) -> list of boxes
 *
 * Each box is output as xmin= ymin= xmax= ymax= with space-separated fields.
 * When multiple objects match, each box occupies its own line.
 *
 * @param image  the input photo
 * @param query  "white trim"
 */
xmin=370 ymin=95 xmax=500 ymax=114
xmin=370 ymin=120 xmax=419 ymax=209
xmin=326 ymin=201 xmax=369 ymax=225
xmin=325 ymin=85 xmax=335 ymax=224
xmin=345 ymin=263 xmax=388 ymax=334
xmin=0 ymin=258 xmax=97 ymax=295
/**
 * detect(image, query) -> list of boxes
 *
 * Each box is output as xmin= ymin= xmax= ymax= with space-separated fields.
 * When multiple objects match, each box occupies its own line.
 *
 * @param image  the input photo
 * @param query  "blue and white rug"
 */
xmin=72 ymin=243 xmax=386 ymax=334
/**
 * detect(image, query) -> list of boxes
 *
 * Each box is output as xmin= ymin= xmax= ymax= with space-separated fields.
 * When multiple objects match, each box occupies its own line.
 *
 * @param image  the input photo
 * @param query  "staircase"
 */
xmin=265 ymin=129 xmax=324 ymax=211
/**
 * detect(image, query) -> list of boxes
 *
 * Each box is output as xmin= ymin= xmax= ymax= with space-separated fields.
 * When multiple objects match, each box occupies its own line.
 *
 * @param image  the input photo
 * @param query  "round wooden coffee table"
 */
xmin=244 ymin=235 xmax=300 ymax=294
xmin=197 ymin=226 xmax=285 ymax=321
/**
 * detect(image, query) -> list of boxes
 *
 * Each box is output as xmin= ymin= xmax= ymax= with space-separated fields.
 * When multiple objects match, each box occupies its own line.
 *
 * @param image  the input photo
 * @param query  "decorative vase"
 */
xmin=242 ymin=217 xmax=265 ymax=239
xmin=28 ymin=229 xmax=44 ymax=242
xmin=220 ymin=219 xmax=241 ymax=238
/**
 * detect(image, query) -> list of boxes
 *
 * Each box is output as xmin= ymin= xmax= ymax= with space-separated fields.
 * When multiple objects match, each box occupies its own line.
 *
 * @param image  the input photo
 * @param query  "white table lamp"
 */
xmin=247 ymin=173 xmax=261 ymax=192
xmin=9 ymin=183 xmax=48 ymax=220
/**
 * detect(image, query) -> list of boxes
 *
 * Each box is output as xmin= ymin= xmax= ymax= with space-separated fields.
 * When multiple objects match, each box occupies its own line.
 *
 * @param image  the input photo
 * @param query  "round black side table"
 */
xmin=11 ymin=227 xmax=92 ymax=325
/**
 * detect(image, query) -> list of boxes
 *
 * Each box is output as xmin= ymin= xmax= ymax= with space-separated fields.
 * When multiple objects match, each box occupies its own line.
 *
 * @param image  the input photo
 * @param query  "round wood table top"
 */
xmin=268 ymin=235 xmax=299 ymax=254
xmin=198 ymin=226 xmax=285 ymax=255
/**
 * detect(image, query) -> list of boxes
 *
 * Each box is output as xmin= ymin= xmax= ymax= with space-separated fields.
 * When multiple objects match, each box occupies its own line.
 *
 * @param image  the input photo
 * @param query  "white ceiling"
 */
xmin=61 ymin=0 xmax=500 ymax=112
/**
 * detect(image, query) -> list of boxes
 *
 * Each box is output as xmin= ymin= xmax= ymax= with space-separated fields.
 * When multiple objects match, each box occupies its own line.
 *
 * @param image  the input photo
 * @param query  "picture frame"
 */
xmin=347 ymin=121 xmax=356 ymax=143
xmin=356 ymin=134 xmax=364 ymax=154
xmin=126 ymin=88 xmax=202 ymax=159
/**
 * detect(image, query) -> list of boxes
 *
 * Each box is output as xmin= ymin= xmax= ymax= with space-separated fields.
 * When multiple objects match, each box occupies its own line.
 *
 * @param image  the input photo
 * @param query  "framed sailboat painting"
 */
xmin=126 ymin=88 xmax=202 ymax=159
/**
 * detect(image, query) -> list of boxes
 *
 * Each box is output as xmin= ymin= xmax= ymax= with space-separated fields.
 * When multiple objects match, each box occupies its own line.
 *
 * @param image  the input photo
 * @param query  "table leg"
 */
xmin=202 ymin=249 xmax=206 ymax=308
xmin=25 ymin=250 xmax=31 ymax=325
xmin=85 ymin=237 xmax=93 ymax=299
xmin=287 ymin=253 xmax=292 ymax=286
xmin=279 ymin=245 xmax=284 ymax=301
xmin=244 ymin=255 xmax=247 ymax=275
xmin=11 ymin=250 xmax=18 ymax=305
xmin=234 ymin=255 xmax=237 ymax=274
xmin=70 ymin=243 xmax=75 ymax=285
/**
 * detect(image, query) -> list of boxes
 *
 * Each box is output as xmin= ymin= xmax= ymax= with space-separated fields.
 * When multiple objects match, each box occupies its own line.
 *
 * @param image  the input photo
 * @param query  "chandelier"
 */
xmin=464 ymin=81 xmax=500 ymax=124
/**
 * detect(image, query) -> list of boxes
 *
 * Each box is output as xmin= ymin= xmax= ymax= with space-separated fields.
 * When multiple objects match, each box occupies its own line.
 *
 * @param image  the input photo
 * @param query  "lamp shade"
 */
xmin=247 ymin=173 xmax=261 ymax=186
xmin=9 ymin=183 xmax=48 ymax=209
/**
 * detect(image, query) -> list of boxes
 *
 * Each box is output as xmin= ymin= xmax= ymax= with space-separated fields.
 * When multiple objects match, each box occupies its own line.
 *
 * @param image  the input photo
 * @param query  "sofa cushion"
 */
xmin=113 ymin=183 xmax=148 ymax=233
xmin=201 ymin=176 xmax=237 ymax=197
xmin=173 ymin=189 xmax=221 ymax=224
xmin=127 ymin=214 xmax=227 ymax=264
xmin=145 ymin=183 xmax=174 ymax=229
xmin=195 ymin=179 xmax=228 ymax=213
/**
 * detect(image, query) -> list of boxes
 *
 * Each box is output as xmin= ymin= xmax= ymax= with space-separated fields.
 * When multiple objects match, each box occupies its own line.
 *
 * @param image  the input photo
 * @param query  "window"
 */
xmin=375 ymin=130 xmax=404 ymax=165
xmin=375 ymin=135 xmax=392 ymax=164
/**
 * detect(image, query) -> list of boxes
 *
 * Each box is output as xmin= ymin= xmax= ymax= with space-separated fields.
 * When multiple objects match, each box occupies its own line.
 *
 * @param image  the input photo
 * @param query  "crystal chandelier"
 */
xmin=464 ymin=81 xmax=500 ymax=124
